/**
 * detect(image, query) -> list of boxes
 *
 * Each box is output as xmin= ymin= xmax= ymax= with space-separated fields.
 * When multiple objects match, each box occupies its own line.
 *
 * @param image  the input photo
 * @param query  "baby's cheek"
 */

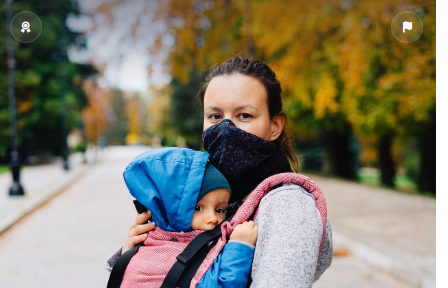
xmin=217 ymin=215 xmax=226 ymax=224
xmin=190 ymin=215 xmax=200 ymax=230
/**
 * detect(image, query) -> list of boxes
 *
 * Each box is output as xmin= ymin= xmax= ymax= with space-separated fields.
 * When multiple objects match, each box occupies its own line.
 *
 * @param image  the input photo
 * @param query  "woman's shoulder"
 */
xmin=257 ymin=182 xmax=321 ymax=228
xmin=259 ymin=182 xmax=315 ymax=207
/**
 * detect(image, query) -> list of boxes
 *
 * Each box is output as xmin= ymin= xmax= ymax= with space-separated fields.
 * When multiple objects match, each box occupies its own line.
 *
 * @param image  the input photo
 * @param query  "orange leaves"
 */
xmin=17 ymin=101 xmax=33 ymax=114
xmin=82 ymin=80 xmax=109 ymax=143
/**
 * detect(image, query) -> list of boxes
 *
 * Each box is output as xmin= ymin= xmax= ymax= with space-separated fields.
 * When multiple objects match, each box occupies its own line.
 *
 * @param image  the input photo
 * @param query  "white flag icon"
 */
xmin=403 ymin=21 xmax=413 ymax=33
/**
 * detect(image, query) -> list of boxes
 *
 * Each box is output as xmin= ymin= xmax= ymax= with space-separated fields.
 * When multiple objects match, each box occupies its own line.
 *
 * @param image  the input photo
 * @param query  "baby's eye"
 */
xmin=194 ymin=206 xmax=203 ymax=212
xmin=216 ymin=208 xmax=225 ymax=214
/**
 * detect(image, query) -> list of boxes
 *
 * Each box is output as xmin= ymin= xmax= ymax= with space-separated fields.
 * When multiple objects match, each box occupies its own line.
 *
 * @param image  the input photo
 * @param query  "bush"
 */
xmin=75 ymin=142 xmax=87 ymax=153
xmin=402 ymin=151 xmax=419 ymax=183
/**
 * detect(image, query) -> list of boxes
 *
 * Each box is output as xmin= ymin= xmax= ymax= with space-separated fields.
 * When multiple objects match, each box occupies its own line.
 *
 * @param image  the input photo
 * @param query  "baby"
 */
xmin=119 ymin=147 xmax=258 ymax=288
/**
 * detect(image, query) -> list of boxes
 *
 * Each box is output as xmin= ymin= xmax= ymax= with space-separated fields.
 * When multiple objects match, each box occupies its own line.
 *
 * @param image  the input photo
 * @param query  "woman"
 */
xmin=107 ymin=56 xmax=333 ymax=287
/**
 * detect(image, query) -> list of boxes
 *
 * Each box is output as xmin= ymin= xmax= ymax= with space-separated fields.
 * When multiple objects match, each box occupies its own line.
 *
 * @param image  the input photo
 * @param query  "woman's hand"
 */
xmin=230 ymin=221 xmax=259 ymax=246
xmin=122 ymin=210 xmax=155 ymax=254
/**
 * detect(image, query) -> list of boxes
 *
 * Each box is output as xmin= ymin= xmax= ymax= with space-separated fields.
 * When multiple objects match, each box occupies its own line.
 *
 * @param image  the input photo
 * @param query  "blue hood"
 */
xmin=123 ymin=147 xmax=210 ymax=232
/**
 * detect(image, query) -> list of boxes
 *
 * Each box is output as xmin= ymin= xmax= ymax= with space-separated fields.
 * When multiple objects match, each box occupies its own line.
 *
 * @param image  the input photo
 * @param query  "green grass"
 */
xmin=357 ymin=168 xmax=418 ymax=194
xmin=0 ymin=165 xmax=10 ymax=175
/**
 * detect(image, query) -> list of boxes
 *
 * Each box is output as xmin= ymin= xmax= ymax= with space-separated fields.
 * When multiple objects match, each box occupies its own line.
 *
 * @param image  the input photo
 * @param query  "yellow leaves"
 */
xmin=92 ymin=0 xmax=435 ymax=139
xmin=341 ymin=89 xmax=361 ymax=125
xmin=126 ymin=96 xmax=141 ymax=135
xmin=314 ymin=75 xmax=338 ymax=119
xmin=288 ymin=76 xmax=313 ymax=110
xmin=356 ymin=86 xmax=366 ymax=96
xmin=125 ymin=133 xmax=140 ymax=145
xmin=146 ymin=85 xmax=173 ymax=136
xmin=299 ymin=89 xmax=313 ymax=110
xmin=172 ymin=62 xmax=189 ymax=84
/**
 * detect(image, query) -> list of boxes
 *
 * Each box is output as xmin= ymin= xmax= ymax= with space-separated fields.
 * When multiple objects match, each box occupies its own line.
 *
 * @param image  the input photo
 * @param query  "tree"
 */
xmin=247 ymin=0 xmax=435 ymax=189
xmin=82 ymin=80 xmax=109 ymax=145
xmin=89 ymin=0 xmax=436 ymax=192
xmin=108 ymin=88 xmax=128 ymax=145
xmin=0 ymin=0 xmax=95 ymax=160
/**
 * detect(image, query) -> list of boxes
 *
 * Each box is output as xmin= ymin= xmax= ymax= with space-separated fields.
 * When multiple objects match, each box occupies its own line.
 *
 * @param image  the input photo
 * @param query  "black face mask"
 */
xmin=202 ymin=119 xmax=277 ymax=177
xmin=203 ymin=119 xmax=292 ymax=205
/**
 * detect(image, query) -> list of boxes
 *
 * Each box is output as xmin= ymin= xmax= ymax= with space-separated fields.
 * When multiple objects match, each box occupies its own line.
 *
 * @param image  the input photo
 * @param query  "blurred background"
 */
xmin=0 ymin=0 xmax=436 ymax=194
xmin=0 ymin=0 xmax=436 ymax=287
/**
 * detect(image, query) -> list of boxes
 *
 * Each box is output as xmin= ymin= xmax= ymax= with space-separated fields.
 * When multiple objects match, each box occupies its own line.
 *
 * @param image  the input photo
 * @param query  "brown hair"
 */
xmin=198 ymin=56 xmax=299 ymax=172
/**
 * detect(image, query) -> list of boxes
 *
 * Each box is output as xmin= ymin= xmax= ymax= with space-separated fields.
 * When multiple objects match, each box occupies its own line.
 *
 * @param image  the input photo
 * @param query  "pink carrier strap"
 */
xmin=189 ymin=172 xmax=327 ymax=288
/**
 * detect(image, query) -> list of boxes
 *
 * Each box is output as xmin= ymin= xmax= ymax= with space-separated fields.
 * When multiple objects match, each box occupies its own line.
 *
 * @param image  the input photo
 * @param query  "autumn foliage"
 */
xmin=90 ymin=0 xmax=436 ymax=192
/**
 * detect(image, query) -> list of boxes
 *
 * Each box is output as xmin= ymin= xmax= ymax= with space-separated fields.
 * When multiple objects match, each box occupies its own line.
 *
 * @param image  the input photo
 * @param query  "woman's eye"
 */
xmin=194 ymin=206 xmax=203 ymax=212
xmin=238 ymin=113 xmax=252 ymax=120
xmin=216 ymin=208 xmax=225 ymax=214
xmin=208 ymin=113 xmax=222 ymax=121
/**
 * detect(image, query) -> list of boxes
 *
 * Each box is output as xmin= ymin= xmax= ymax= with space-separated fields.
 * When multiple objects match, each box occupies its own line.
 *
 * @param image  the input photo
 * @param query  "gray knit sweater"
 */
xmin=105 ymin=183 xmax=333 ymax=287
xmin=251 ymin=183 xmax=332 ymax=287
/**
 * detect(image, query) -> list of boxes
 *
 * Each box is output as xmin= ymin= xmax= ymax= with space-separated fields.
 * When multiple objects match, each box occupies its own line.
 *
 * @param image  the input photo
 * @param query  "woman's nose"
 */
xmin=223 ymin=118 xmax=240 ymax=128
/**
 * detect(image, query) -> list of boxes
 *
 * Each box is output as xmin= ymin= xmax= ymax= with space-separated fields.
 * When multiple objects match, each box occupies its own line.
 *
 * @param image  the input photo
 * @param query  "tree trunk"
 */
xmin=244 ymin=0 xmax=255 ymax=57
xmin=321 ymin=124 xmax=359 ymax=180
xmin=418 ymin=110 xmax=436 ymax=194
xmin=377 ymin=133 xmax=396 ymax=187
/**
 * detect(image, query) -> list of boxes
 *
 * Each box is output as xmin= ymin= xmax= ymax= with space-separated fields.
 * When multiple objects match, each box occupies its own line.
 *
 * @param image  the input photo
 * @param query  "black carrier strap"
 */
xmin=161 ymin=221 xmax=224 ymax=288
xmin=176 ymin=249 xmax=210 ymax=288
xmin=107 ymin=242 xmax=143 ymax=288
xmin=107 ymin=200 xmax=229 ymax=288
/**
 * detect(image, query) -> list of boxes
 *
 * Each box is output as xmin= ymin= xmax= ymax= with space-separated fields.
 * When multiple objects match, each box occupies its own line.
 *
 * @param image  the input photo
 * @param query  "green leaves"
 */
xmin=0 ymin=0 xmax=95 ymax=156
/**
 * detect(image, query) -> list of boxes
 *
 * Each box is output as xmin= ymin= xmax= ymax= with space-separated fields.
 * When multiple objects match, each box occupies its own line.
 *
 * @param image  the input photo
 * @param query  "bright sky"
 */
xmin=67 ymin=0 xmax=171 ymax=91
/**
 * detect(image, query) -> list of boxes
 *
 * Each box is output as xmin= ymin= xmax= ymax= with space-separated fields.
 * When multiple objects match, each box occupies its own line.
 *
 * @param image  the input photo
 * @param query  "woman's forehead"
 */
xmin=204 ymin=74 xmax=267 ymax=108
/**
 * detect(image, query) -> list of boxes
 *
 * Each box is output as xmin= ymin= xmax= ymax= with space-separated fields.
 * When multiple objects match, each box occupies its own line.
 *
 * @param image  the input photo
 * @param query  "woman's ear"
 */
xmin=270 ymin=114 xmax=285 ymax=141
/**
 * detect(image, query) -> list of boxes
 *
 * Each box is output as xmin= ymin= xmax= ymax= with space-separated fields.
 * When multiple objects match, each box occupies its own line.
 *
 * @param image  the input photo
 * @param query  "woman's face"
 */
xmin=203 ymin=73 xmax=284 ymax=141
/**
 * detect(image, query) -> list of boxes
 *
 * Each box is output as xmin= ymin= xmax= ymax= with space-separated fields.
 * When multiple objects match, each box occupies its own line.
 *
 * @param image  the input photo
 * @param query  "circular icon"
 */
xmin=391 ymin=11 xmax=423 ymax=43
xmin=10 ymin=11 xmax=42 ymax=43
xmin=21 ymin=21 xmax=31 ymax=33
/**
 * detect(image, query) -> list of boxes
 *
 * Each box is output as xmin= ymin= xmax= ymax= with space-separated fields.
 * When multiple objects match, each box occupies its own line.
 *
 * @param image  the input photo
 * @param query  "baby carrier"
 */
xmin=107 ymin=172 xmax=327 ymax=288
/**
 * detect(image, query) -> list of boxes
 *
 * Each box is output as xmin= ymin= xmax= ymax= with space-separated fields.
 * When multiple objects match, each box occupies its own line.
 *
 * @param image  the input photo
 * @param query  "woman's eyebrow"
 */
xmin=205 ymin=106 xmax=224 ymax=113
xmin=205 ymin=105 xmax=259 ymax=113
xmin=235 ymin=104 xmax=259 ymax=112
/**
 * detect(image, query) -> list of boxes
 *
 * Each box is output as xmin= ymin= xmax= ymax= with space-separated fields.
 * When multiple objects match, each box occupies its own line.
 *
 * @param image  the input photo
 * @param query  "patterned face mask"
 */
xmin=202 ymin=119 xmax=277 ymax=177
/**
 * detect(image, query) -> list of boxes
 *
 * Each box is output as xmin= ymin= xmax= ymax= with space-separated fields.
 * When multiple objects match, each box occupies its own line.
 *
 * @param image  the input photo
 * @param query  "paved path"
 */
xmin=0 ymin=146 xmax=145 ymax=288
xmin=311 ymin=175 xmax=436 ymax=288
xmin=0 ymin=146 xmax=436 ymax=287
xmin=314 ymin=255 xmax=412 ymax=288
xmin=0 ymin=148 xmax=100 ymax=234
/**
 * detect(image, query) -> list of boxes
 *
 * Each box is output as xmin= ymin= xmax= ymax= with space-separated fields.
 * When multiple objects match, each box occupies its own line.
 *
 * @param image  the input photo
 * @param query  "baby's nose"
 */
xmin=207 ymin=212 xmax=218 ymax=224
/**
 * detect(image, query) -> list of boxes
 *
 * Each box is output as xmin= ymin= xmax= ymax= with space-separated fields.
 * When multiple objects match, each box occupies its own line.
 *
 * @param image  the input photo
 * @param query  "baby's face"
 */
xmin=190 ymin=189 xmax=230 ymax=231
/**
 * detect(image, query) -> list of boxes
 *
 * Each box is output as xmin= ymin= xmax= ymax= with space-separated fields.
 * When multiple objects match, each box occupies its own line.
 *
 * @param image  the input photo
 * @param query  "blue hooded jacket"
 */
xmin=123 ymin=147 xmax=209 ymax=232
xmin=123 ymin=147 xmax=254 ymax=288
